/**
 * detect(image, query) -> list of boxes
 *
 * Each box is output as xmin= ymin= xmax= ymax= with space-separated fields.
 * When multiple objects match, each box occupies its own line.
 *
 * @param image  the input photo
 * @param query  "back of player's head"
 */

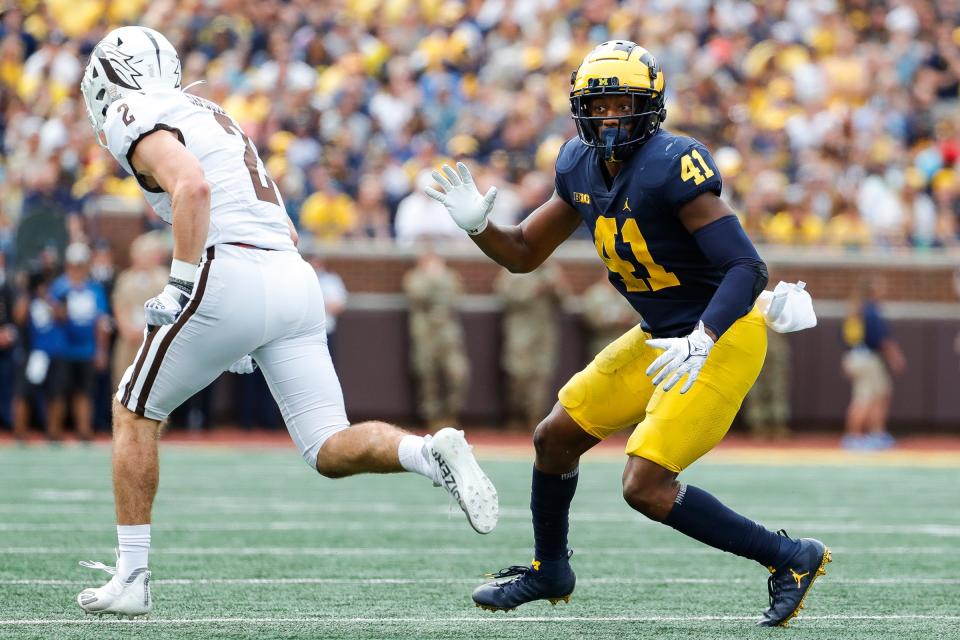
xmin=570 ymin=41 xmax=666 ymax=162
xmin=80 ymin=26 xmax=182 ymax=147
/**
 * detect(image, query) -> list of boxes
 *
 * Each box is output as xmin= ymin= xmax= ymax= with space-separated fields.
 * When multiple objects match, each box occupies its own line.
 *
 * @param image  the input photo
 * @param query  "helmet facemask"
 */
xmin=571 ymin=84 xmax=665 ymax=162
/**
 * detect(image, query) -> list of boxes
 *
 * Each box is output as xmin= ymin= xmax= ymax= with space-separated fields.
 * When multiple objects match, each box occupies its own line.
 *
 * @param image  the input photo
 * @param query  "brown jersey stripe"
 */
xmin=134 ymin=246 xmax=215 ymax=417
xmin=121 ymin=324 xmax=163 ymax=406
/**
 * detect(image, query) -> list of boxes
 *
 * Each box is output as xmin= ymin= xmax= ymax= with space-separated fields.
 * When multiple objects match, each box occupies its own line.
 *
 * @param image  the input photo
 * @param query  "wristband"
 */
xmin=169 ymin=259 xmax=197 ymax=294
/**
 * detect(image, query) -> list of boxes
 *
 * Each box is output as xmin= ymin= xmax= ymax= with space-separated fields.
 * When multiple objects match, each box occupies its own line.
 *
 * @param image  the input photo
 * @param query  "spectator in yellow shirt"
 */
xmin=299 ymin=166 xmax=357 ymax=242
xmin=763 ymin=187 xmax=826 ymax=245
xmin=826 ymin=204 xmax=873 ymax=249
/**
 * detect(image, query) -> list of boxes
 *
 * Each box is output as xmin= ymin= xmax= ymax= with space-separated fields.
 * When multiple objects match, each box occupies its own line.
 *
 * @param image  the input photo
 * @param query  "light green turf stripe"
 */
xmin=2 ymin=615 xmax=959 ymax=625
xmin=4 ymin=577 xmax=960 ymax=586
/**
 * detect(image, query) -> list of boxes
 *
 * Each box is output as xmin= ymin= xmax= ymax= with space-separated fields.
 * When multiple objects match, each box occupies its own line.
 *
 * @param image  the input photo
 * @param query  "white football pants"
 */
xmin=116 ymin=244 xmax=349 ymax=467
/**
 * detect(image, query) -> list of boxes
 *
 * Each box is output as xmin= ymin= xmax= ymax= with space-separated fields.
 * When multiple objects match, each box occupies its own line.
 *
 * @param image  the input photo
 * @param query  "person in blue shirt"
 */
xmin=0 ymin=252 xmax=18 ymax=431
xmin=427 ymin=40 xmax=830 ymax=627
xmin=47 ymin=243 xmax=109 ymax=441
xmin=841 ymin=277 xmax=906 ymax=450
xmin=12 ymin=265 xmax=65 ymax=439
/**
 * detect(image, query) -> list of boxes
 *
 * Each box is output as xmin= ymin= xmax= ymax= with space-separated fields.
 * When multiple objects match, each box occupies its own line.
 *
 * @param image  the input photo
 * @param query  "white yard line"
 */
xmin=1 ymin=545 xmax=958 ymax=556
xmin=3 ymin=577 xmax=958 ymax=586
xmin=1 ymin=520 xmax=958 ymax=535
xmin=1 ymin=508 xmax=959 ymax=536
xmin=0 ymin=615 xmax=958 ymax=625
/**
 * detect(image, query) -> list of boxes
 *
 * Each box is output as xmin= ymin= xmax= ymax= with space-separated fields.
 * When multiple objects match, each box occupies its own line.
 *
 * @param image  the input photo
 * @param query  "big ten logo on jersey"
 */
xmin=679 ymin=149 xmax=715 ymax=186
xmin=574 ymin=192 xmax=592 ymax=204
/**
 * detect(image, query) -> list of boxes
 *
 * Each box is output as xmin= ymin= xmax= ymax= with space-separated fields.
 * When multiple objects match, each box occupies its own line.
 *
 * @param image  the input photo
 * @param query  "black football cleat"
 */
xmin=757 ymin=531 xmax=832 ymax=627
xmin=472 ymin=551 xmax=576 ymax=612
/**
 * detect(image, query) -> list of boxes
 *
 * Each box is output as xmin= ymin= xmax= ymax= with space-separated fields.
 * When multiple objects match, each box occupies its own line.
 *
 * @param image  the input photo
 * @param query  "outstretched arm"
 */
xmin=472 ymin=194 xmax=582 ymax=273
xmin=426 ymin=163 xmax=582 ymax=273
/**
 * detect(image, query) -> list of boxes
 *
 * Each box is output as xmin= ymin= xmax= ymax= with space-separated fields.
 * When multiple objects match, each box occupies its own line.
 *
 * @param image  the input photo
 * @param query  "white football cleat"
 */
xmin=429 ymin=427 xmax=499 ymax=534
xmin=76 ymin=559 xmax=152 ymax=619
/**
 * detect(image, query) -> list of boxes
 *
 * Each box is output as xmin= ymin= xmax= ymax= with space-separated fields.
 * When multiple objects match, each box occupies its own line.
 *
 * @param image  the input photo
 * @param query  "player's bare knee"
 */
xmin=315 ymin=456 xmax=348 ymax=479
xmin=313 ymin=433 xmax=353 ymax=479
xmin=111 ymin=400 xmax=161 ymax=451
xmin=314 ymin=444 xmax=348 ymax=479
xmin=532 ymin=418 xmax=554 ymax=459
xmin=622 ymin=471 xmax=674 ymax=521
xmin=112 ymin=401 xmax=146 ymax=437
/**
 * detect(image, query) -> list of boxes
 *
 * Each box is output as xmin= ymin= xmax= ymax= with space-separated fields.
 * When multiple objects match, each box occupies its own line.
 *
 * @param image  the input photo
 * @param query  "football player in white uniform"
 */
xmin=75 ymin=26 xmax=498 ymax=619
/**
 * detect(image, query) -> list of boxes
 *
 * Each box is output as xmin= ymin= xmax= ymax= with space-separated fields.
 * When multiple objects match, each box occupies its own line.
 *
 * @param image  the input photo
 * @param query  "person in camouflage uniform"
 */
xmin=743 ymin=329 xmax=791 ymax=440
xmin=495 ymin=263 xmax=569 ymax=432
xmin=403 ymin=248 xmax=469 ymax=428
xmin=581 ymin=272 xmax=638 ymax=360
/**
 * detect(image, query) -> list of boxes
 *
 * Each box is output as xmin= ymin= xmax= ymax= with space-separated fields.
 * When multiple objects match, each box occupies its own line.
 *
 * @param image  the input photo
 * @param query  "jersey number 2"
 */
xmin=680 ymin=149 xmax=715 ymax=186
xmin=594 ymin=217 xmax=680 ymax=292
xmin=212 ymin=112 xmax=280 ymax=206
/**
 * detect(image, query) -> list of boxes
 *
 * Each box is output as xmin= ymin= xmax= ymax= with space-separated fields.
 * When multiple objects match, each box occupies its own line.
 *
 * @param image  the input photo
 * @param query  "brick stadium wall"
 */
xmin=96 ymin=212 xmax=958 ymax=302
xmin=97 ymin=215 xmax=960 ymax=431
xmin=319 ymin=248 xmax=959 ymax=302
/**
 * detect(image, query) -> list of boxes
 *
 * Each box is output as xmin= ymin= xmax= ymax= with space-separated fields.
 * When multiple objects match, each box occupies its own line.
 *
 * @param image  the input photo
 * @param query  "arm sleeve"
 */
xmin=662 ymin=142 xmax=723 ymax=212
xmin=693 ymin=215 xmax=768 ymax=338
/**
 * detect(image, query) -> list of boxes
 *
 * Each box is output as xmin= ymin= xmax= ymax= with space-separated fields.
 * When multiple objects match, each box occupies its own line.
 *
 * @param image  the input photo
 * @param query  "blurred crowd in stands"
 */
xmin=2 ymin=1 xmax=960 ymax=438
xmin=2 ymin=0 xmax=960 ymax=259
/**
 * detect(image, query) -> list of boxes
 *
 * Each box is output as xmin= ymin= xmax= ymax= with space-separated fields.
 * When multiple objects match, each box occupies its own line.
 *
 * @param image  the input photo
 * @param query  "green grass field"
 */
xmin=0 ymin=443 xmax=958 ymax=640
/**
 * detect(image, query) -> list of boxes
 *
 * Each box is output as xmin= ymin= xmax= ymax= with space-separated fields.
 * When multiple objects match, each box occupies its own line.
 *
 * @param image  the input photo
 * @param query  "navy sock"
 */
xmin=663 ymin=484 xmax=801 ymax=568
xmin=531 ymin=467 xmax=579 ymax=562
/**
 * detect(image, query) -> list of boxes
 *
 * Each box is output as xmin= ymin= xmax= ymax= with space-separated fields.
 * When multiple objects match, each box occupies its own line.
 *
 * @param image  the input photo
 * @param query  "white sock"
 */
xmin=398 ymin=435 xmax=437 ymax=482
xmin=117 ymin=524 xmax=151 ymax=580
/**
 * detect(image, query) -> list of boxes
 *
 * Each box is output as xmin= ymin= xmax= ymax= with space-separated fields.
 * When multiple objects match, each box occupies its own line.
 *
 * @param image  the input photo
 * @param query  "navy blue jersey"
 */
xmin=555 ymin=129 xmax=726 ymax=337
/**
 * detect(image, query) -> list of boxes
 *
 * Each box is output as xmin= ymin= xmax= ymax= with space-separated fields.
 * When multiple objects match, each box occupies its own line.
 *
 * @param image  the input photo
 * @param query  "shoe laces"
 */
xmin=766 ymin=571 xmax=781 ymax=608
xmin=79 ymin=560 xmax=116 ymax=576
xmin=485 ymin=565 xmax=531 ymax=581
xmin=766 ymin=529 xmax=792 ymax=608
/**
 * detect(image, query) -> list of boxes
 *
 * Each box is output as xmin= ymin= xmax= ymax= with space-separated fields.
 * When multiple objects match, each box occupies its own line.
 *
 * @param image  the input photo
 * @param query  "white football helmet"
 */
xmin=80 ymin=26 xmax=181 ymax=147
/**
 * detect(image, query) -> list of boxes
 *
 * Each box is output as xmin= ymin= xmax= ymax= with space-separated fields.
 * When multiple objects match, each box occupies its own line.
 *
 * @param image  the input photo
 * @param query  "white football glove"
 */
xmin=227 ymin=354 xmax=256 ymax=375
xmin=645 ymin=321 xmax=715 ymax=393
xmin=144 ymin=284 xmax=190 ymax=327
xmin=423 ymin=162 xmax=497 ymax=235
xmin=756 ymin=281 xmax=817 ymax=333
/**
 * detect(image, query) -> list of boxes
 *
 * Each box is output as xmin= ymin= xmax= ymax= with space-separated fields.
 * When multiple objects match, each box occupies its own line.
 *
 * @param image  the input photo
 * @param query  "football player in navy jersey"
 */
xmin=426 ymin=41 xmax=830 ymax=627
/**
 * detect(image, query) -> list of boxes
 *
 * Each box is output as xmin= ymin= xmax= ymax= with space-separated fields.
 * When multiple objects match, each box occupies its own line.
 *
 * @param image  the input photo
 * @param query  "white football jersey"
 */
xmin=103 ymin=89 xmax=295 ymax=252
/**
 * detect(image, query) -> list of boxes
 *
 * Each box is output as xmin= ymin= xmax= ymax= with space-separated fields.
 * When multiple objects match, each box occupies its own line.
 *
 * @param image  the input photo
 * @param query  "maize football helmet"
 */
xmin=570 ymin=41 xmax=666 ymax=161
xmin=80 ymin=26 xmax=181 ymax=147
